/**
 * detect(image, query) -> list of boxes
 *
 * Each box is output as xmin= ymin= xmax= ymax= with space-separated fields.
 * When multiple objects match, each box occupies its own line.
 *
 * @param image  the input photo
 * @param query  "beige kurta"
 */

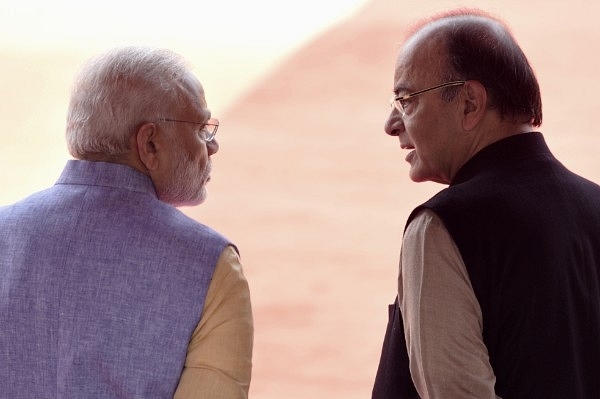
xmin=174 ymin=245 xmax=253 ymax=399
xmin=399 ymin=209 xmax=500 ymax=399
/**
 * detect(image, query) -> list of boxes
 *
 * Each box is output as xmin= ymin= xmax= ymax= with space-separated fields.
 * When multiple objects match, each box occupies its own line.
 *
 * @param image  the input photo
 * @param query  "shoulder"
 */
xmin=146 ymin=202 xmax=232 ymax=249
xmin=405 ymin=187 xmax=465 ymax=230
xmin=0 ymin=187 xmax=56 ymax=221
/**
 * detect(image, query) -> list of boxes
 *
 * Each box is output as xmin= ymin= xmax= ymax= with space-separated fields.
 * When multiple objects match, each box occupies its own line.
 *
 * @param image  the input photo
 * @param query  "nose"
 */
xmin=385 ymin=108 xmax=404 ymax=137
xmin=207 ymin=138 xmax=219 ymax=155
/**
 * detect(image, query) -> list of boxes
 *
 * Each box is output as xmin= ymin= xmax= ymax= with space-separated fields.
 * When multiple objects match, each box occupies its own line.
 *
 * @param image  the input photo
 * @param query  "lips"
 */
xmin=400 ymin=141 xmax=415 ymax=163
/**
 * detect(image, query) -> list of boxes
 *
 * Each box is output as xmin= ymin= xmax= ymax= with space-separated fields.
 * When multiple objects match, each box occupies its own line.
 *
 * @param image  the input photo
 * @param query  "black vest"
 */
xmin=373 ymin=133 xmax=600 ymax=398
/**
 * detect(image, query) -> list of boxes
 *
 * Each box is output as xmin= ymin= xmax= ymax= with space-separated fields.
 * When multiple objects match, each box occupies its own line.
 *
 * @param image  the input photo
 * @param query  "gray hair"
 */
xmin=66 ymin=46 xmax=193 ymax=159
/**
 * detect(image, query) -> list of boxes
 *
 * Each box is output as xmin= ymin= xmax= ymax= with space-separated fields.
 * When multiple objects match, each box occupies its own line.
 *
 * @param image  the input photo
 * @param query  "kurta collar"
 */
xmin=56 ymin=160 xmax=157 ymax=197
xmin=450 ymin=132 xmax=552 ymax=186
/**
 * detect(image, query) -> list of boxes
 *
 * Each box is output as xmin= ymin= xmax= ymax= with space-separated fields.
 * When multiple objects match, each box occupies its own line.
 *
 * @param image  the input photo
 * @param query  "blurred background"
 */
xmin=2 ymin=0 xmax=599 ymax=397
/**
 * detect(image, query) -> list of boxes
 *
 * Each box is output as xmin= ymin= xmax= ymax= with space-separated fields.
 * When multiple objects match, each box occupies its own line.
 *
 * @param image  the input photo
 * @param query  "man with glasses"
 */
xmin=372 ymin=9 xmax=600 ymax=399
xmin=0 ymin=46 xmax=253 ymax=398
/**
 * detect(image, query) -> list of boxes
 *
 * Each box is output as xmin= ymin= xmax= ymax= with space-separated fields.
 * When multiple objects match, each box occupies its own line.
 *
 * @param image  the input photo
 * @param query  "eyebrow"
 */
xmin=393 ymin=83 xmax=412 ymax=96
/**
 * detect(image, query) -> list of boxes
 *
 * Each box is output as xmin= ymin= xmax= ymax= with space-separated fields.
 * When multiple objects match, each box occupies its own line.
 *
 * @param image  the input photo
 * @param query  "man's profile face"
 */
xmin=155 ymin=77 xmax=219 ymax=206
xmin=386 ymin=36 xmax=463 ymax=185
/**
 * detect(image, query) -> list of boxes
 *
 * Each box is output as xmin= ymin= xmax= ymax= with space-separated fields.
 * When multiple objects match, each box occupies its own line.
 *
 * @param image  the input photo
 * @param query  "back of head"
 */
xmin=66 ymin=46 xmax=192 ymax=160
xmin=412 ymin=9 xmax=542 ymax=127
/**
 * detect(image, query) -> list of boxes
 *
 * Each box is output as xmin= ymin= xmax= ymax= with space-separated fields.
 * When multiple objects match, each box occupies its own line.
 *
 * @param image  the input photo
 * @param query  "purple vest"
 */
xmin=0 ymin=160 xmax=230 ymax=398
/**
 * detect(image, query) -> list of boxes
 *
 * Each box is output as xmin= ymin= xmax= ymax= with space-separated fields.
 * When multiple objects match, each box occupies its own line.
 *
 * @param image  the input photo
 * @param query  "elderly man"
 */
xmin=372 ymin=9 xmax=600 ymax=399
xmin=0 ymin=47 xmax=253 ymax=399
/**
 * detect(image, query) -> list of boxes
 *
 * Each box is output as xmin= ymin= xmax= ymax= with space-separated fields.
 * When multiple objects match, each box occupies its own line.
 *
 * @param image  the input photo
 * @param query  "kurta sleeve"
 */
xmin=399 ymin=209 xmax=498 ymax=399
xmin=174 ymin=245 xmax=253 ymax=399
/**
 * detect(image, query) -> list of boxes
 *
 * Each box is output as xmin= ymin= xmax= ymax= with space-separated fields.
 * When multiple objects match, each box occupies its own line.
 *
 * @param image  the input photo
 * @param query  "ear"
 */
xmin=135 ymin=122 xmax=160 ymax=171
xmin=461 ymin=80 xmax=487 ymax=131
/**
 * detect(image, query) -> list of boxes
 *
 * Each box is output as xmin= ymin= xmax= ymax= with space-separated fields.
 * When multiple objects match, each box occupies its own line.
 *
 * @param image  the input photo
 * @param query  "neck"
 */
xmin=78 ymin=152 xmax=150 ymax=177
xmin=473 ymin=111 xmax=536 ymax=153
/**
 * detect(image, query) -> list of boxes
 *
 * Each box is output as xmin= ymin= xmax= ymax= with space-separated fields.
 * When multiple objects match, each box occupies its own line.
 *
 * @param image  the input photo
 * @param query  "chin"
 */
xmin=410 ymin=172 xmax=449 ymax=185
xmin=409 ymin=165 xmax=440 ymax=184
xmin=166 ymin=189 xmax=207 ymax=208
xmin=180 ymin=195 xmax=206 ymax=208
xmin=409 ymin=171 xmax=428 ymax=183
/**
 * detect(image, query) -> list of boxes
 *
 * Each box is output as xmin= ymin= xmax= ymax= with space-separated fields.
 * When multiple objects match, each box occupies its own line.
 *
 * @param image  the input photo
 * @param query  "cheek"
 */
xmin=182 ymin=139 xmax=208 ymax=162
xmin=196 ymin=145 xmax=209 ymax=167
xmin=411 ymin=138 xmax=440 ymax=172
xmin=188 ymin=144 xmax=210 ymax=175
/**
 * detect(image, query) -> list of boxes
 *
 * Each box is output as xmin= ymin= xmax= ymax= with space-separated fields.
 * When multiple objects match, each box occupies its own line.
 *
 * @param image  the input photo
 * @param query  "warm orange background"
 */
xmin=2 ymin=1 xmax=600 ymax=398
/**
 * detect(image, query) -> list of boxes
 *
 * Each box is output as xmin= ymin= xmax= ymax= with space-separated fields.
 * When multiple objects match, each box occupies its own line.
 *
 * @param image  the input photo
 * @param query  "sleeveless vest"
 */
xmin=373 ymin=133 xmax=600 ymax=398
xmin=0 ymin=160 xmax=231 ymax=398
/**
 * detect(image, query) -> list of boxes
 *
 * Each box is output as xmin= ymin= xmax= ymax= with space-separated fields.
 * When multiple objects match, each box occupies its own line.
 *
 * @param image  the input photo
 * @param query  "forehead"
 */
xmin=177 ymin=74 xmax=210 ymax=119
xmin=393 ymin=33 xmax=445 ymax=93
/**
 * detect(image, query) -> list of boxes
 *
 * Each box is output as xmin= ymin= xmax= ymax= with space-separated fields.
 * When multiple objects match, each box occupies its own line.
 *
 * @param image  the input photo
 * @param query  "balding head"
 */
xmin=404 ymin=10 xmax=542 ymax=126
xmin=385 ymin=9 xmax=542 ymax=184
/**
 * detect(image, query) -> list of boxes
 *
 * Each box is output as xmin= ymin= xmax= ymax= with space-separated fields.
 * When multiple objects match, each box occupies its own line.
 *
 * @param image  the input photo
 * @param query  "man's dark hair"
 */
xmin=422 ymin=10 xmax=543 ymax=127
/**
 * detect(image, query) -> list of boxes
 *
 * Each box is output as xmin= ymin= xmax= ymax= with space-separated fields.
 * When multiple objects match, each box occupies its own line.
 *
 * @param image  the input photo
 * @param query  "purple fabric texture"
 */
xmin=0 ymin=160 xmax=230 ymax=398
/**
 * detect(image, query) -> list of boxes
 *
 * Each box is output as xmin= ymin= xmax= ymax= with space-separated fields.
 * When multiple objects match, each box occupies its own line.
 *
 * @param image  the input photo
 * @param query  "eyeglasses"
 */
xmin=390 ymin=80 xmax=466 ymax=117
xmin=158 ymin=117 xmax=219 ymax=141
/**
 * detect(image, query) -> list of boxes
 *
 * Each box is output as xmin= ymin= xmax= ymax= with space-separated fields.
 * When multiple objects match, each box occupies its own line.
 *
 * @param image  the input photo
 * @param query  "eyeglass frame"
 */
xmin=157 ymin=117 xmax=219 ymax=142
xmin=390 ymin=80 xmax=466 ymax=117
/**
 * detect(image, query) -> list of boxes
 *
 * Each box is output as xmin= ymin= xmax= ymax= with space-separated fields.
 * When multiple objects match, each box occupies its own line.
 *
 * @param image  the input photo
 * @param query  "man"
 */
xmin=0 ymin=46 xmax=253 ymax=398
xmin=372 ymin=9 xmax=600 ymax=399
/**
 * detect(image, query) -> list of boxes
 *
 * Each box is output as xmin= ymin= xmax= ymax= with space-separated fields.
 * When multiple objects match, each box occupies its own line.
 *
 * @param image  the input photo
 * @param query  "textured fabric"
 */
xmin=372 ymin=298 xmax=419 ymax=399
xmin=408 ymin=133 xmax=600 ymax=398
xmin=373 ymin=133 xmax=600 ymax=398
xmin=400 ymin=210 xmax=497 ymax=399
xmin=0 ymin=160 xmax=230 ymax=399
xmin=174 ymin=245 xmax=253 ymax=399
